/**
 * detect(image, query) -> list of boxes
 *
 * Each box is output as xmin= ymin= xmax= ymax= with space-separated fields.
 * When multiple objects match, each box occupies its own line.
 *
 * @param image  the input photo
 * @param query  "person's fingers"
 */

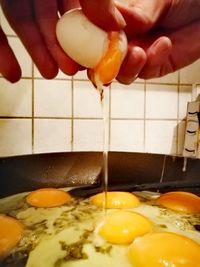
xmin=33 ymin=0 xmax=79 ymax=76
xmin=139 ymin=19 xmax=200 ymax=79
xmin=167 ymin=19 xmax=200 ymax=71
xmin=139 ymin=36 xmax=172 ymax=79
xmin=117 ymin=44 xmax=146 ymax=84
xmin=79 ymin=0 xmax=126 ymax=31
xmin=158 ymin=0 xmax=200 ymax=30
xmin=115 ymin=0 xmax=171 ymax=37
xmin=57 ymin=0 xmax=80 ymax=15
xmin=0 ymin=26 xmax=21 ymax=82
xmin=1 ymin=0 xmax=58 ymax=79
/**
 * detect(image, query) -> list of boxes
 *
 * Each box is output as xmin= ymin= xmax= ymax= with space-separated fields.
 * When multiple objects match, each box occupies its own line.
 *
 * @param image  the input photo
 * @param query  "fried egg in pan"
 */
xmin=0 ymin=189 xmax=200 ymax=267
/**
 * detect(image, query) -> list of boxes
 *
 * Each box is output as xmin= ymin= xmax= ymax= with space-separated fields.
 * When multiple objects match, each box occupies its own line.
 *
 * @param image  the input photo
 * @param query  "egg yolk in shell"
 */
xmin=26 ymin=188 xmax=71 ymax=208
xmin=89 ymin=32 xmax=125 ymax=87
xmin=90 ymin=191 xmax=140 ymax=209
xmin=99 ymin=210 xmax=152 ymax=244
xmin=0 ymin=215 xmax=24 ymax=259
xmin=156 ymin=191 xmax=200 ymax=214
xmin=128 ymin=232 xmax=200 ymax=267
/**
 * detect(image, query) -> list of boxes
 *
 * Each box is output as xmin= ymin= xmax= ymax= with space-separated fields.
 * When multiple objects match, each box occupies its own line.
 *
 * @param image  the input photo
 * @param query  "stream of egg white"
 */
xmin=98 ymin=86 xmax=109 ymax=213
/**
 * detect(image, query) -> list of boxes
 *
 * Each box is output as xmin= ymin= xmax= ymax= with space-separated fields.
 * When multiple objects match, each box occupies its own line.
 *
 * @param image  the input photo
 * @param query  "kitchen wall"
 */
xmin=0 ymin=9 xmax=200 ymax=157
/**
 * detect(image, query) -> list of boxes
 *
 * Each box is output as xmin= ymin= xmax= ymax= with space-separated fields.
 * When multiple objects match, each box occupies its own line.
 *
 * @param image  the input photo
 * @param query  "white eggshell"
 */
xmin=56 ymin=9 xmax=109 ymax=68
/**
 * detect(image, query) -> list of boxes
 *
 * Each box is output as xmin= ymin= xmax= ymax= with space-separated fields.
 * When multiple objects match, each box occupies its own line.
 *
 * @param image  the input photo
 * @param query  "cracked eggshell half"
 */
xmin=56 ymin=8 xmax=128 ymax=85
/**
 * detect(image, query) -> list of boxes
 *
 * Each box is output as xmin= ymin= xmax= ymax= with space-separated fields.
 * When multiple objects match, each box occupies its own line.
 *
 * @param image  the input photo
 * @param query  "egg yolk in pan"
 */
xmin=88 ymin=32 xmax=125 ymax=87
xmin=26 ymin=188 xmax=71 ymax=208
xmin=128 ymin=232 xmax=200 ymax=267
xmin=99 ymin=210 xmax=152 ymax=244
xmin=0 ymin=215 xmax=23 ymax=259
xmin=90 ymin=191 xmax=140 ymax=209
xmin=156 ymin=191 xmax=200 ymax=214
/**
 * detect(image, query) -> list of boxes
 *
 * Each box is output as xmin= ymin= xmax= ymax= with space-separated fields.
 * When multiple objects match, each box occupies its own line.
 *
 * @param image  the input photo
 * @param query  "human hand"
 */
xmin=80 ymin=0 xmax=200 ymax=84
xmin=0 ymin=0 xmax=80 ymax=83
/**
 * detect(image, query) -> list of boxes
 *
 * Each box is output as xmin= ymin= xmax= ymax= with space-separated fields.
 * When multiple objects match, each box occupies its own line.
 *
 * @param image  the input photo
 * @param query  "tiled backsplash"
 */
xmin=0 ymin=9 xmax=200 ymax=157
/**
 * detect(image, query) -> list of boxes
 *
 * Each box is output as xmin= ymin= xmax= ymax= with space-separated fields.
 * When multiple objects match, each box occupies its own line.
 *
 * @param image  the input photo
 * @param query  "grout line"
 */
xmin=0 ymin=116 xmax=187 ymax=121
xmin=0 ymin=75 xmax=197 ymax=87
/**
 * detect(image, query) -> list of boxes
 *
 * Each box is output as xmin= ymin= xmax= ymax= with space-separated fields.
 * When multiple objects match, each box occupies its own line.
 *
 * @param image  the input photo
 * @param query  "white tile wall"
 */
xmin=0 ymin=119 xmax=32 ymax=156
xmin=0 ymin=78 xmax=32 ymax=117
xmin=111 ymin=83 xmax=145 ymax=118
xmin=146 ymin=84 xmax=178 ymax=119
xmin=0 ymin=8 xmax=16 ymax=36
xmin=34 ymin=119 xmax=71 ymax=153
xmin=147 ymin=71 xmax=178 ymax=84
xmin=180 ymin=60 xmax=200 ymax=84
xmin=145 ymin=120 xmax=177 ymax=154
xmin=0 ymin=7 xmax=199 ymax=157
xmin=8 ymin=37 xmax=32 ymax=77
xmin=34 ymin=80 xmax=72 ymax=117
xmin=73 ymin=81 xmax=102 ymax=118
xmin=110 ymin=120 xmax=144 ymax=152
xmin=73 ymin=119 xmax=103 ymax=151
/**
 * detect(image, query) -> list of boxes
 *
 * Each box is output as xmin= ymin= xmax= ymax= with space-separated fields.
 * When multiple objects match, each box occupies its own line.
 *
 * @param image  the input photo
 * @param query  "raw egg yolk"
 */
xmin=99 ymin=210 xmax=152 ymax=244
xmin=90 ymin=191 xmax=140 ymax=209
xmin=0 ymin=215 xmax=23 ymax=259
xmin=26 ymin=188 xmax=71 ymax=208
xmin=89 ymin=32 xmax=124 ymax=86
xmin=156 ymin=191 xmax=200 ymax=214
xmin=128 ymin=232 xmax=200 ymax=267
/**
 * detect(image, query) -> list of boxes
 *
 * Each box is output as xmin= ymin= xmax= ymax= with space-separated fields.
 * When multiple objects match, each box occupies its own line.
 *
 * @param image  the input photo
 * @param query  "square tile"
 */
xmin=73 ymin=70 xmax=88 ymax=80
xmin=110 ymin=120 xmax=144 ymax=152
xmin=34 ymin=119 xmax=71 ymax=153
xmin=0 ymin=79 xmax=32 ymax=116
xmin=34 ymin=80 xmax=72 ymax=117
xmin=180 ymin=59 xmax=200 ymax=84
xmin=73 ymin=81 xmax=102 ymax=118
xmin=146 ymin=84 xmax=178 ymax=119
xmin=73 ymin=119 xmax=103 ymax=151
xmin=8 ymin=37 xmax=32 ymax=77
xmin=0 ymin=7 xmax=16 ymax=35
xmin=0 ymin=119 xmax=32 ymax=156
xmin=178 ymin=85 xmax=192 ymax=120
xmin=111 ymin=83 xmax=145 ymax=118
xmin=147 ymin=71 xmax=178 ymax=84
xmin=145 ymin=120 xmax=177 ymax=154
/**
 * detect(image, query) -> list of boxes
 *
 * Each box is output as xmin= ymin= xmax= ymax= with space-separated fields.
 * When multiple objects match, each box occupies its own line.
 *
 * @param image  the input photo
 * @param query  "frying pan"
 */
xmin=1 ymin=151 xmax=200 ymax=198
xmin=0 ymin=151 xmax=200 ymax=267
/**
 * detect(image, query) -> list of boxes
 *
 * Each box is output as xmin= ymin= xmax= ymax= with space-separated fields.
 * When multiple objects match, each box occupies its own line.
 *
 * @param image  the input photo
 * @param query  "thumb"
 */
xmin=79 ymin=0 xmax=126 ymax=31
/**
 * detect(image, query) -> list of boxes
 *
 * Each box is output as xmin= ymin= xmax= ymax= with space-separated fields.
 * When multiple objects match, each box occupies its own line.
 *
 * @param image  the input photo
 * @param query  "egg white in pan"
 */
xmin=0 ymin=189 xmax=200 ymax=267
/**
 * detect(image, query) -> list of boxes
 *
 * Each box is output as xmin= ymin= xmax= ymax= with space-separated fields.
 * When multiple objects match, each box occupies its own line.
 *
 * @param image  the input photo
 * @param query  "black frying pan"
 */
xmin=0 ymin=152 xmax=200 ymax=267
xmin=1 ymin=151 xmax=200 ymax=198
